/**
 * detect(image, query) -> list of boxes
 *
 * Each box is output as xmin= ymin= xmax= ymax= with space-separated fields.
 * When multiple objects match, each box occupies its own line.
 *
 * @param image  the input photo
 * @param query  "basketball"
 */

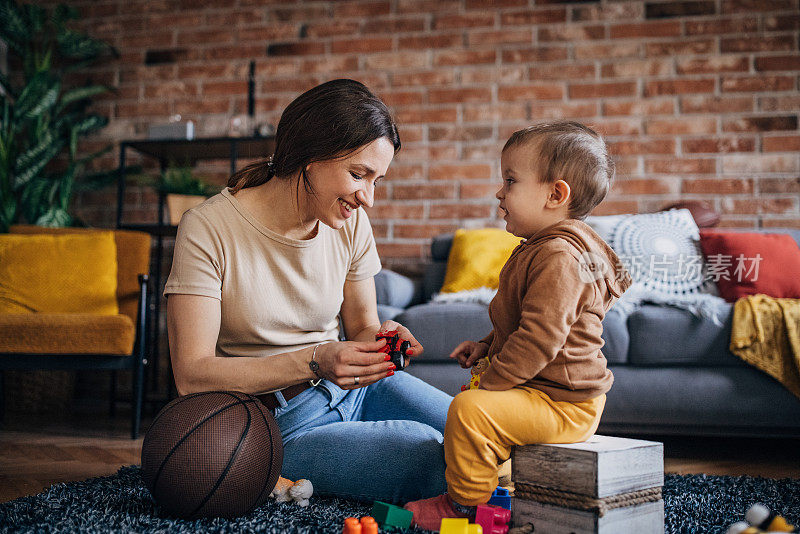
xmin=141 ymin=391 xmax=283 ymax=519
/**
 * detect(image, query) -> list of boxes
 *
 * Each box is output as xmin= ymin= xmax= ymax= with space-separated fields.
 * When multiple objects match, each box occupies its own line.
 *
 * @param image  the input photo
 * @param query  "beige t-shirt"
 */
xmin=164 ymin=187 xmax=382 ymax=359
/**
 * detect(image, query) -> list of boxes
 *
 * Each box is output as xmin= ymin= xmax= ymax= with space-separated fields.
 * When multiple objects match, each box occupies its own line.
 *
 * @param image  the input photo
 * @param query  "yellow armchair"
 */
xmin=0 ymin=225 xmax=151 ymax=438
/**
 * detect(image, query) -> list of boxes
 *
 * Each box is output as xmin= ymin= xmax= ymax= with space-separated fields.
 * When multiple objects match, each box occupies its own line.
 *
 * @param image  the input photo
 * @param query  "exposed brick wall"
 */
xmin=39 ymin=0 xmax=800 ymax=273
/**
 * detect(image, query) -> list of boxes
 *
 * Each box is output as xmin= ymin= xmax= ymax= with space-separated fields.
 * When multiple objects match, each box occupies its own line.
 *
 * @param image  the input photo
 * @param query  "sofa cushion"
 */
xmin=440 ymin=228 xmax=521 ymax=294
xmin=600 ymin=308 xmax=629 ymax=364
xmin=586 ymin=209 xmax=718 ymax=299
xmin=395 ymin=301 xmax=492 ymax=362
xmin=0 ymin=313 xmax=135 ymax=355
xmin=374 ymin=269 xmax=418 ymax=309
xmin=431 ymin=234 xmax=454 ymax=262
xmin=0 ymin=232 xmax=119 ymax=315
xmin=377 ymin=304 xmax=404 ymax=324
xmin=10 ymin=226 xmax=151 ymax=324
xmin=699 ymin=230 xmax=800 ymax=302
xmin=423 ymin=262 xmax=448 ymax=303
xmin=626 ymin=304 xmax=745 ymax=366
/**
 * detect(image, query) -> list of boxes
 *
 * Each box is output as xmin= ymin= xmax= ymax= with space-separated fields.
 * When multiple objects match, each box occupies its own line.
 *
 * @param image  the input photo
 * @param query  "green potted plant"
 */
xmin=158 ymin=165 xmax=220 ymax=225
xmin=0 ymin=1 xmax=117 ymax=232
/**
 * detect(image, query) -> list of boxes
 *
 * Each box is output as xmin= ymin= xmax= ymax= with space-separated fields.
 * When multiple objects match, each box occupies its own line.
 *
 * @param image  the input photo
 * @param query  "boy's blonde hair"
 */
xmin=503 ymin=121 xmax=614 ymax=220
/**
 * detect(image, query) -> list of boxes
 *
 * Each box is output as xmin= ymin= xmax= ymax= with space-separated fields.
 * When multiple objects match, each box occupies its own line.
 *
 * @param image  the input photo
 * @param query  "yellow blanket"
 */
xmin=730 ymin=294 xmax=800 ymax=400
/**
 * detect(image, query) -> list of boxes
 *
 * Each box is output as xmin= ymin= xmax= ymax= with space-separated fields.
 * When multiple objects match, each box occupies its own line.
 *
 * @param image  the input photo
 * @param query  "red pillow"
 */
xmin=699 ymin=230 xmax=800 ymax=302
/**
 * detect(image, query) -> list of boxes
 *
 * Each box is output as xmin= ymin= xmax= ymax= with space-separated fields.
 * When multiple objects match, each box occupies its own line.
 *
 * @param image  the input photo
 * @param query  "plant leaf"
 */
xmin=14 ymin=72 xmax=60 ymax=120
xmin=22 ymin=3 xmax=46 ymax=34
xmin=14 ymin=133 xmax=64 ymax=189
xmin=15 ymin=129 xmax=55 ymax=171
xmin=35 ymin=207 xmax=71 ymax=227
xmin=69 ymin=127 xmax=78 ymax=159
xmin=72 ymin=114 xmax=107 ymax=135
xmin=58 ymin=164 xmax=75 ymax=208
xmin=57 ymin=29 xmax=112 ymax=60
xmin=57 ymin=85 xmax=112 ymax=113
xmin=0 ymin=192 xmax=16 ymax=232
xmin=19 ymin=175 xmax=49 ymax=222
xmin=0 ymin=70 xmax=16 ymax=100
xmin=0 ymin=0 xmax=29 ymax=54
xmin=2 ymin=0 xmax=114 ymax=229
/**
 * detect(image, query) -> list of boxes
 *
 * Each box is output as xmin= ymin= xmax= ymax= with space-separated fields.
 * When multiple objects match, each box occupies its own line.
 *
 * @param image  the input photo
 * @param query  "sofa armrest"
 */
xmin=374 ymin=269 xmax=419 ymax=309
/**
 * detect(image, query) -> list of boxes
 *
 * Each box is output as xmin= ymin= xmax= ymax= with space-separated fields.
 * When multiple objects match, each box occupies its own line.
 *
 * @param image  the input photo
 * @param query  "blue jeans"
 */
xmin=273 ymin=372 xmax=453 ymax=504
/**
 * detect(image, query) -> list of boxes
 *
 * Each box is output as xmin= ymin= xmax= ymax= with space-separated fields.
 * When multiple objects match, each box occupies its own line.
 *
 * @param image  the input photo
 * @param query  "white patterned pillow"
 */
xmin=586 ymin=209 xmax=718 ymax=298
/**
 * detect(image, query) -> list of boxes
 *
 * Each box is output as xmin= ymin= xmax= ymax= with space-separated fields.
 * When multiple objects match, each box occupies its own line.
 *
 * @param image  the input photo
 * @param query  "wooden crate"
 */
xmin=511 ymin=435 xmax=664 ymax=534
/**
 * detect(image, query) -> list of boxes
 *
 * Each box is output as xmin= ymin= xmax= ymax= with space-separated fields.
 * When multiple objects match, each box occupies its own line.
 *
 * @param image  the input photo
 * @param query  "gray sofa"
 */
xmin=374 ymin=229 xmax=800 ymax=437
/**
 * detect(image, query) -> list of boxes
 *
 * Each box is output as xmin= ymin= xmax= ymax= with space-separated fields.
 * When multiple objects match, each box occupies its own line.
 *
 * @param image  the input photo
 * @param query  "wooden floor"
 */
xmin=2 ymin=405 xmax=800 ymax=504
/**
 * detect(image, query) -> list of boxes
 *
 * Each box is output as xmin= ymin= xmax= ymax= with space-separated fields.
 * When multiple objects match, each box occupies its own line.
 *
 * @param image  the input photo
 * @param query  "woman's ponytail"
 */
xmin=227 ymin=157 xmax=276 ymax=194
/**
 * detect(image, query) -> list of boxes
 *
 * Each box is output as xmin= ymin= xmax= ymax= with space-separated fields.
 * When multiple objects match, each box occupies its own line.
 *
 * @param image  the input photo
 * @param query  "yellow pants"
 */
xmin=444 ymin=387 xmax=606 ymax=505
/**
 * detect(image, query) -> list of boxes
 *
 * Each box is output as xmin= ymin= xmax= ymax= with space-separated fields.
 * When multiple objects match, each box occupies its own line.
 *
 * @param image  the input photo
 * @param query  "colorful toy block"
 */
xmin=440 ymin=517 xmax=483 ymax=534
xmin=342 ymin=516 xmax=379 ymax=534
xmin=476 ymin=504 xmax=511 ymax=534
xmin=360 ymin=516 xmax=378 ymax=534
xmin=488 ymin=486 xmax=511 ymax=510
xmin=342 ymin=517 xmax=361 ymax=534
xmin=370 ymin=500 xmax=413 ymax=529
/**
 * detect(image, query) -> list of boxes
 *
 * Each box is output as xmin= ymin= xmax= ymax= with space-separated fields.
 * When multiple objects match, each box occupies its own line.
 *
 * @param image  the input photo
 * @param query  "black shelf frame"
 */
xmin=115 ymin=136 xmax=275 ymax=407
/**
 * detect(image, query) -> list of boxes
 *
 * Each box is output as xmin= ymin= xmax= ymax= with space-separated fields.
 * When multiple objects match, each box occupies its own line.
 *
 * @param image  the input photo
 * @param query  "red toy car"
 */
xmin=376 ymin=330 xmax=411 ymax=371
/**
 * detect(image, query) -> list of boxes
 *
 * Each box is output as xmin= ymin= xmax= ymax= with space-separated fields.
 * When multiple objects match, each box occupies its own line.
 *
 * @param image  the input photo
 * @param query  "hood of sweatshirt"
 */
xmin=525 ymin=219 xmax=632 ymax=302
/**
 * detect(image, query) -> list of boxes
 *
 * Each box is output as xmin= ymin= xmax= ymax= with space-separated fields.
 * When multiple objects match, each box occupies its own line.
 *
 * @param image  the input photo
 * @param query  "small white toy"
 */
xmin=270 ymin=476 xmax=314 ymax=507
xmin=726 ymin=503 xmax=798 ymax=534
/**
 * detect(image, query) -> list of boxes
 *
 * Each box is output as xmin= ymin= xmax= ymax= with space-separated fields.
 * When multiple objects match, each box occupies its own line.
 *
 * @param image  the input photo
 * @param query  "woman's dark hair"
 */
xmin=228 ymin=79 xmax=401 ymax=194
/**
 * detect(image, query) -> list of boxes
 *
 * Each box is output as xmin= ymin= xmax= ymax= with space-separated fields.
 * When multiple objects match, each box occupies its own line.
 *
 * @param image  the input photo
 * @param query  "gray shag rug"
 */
xmin=0 ymin=466 xmax=798 ymax=533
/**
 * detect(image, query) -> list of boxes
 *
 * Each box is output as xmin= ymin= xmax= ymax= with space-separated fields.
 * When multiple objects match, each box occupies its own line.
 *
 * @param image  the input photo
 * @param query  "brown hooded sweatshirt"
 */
xmin=478 ymin=219 xmax=632 ymax=402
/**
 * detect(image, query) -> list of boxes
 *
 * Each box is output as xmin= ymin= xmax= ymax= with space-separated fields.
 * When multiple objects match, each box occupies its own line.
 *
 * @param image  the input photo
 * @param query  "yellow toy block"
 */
xmin=440 ymin=517 xmax=483 ymax=534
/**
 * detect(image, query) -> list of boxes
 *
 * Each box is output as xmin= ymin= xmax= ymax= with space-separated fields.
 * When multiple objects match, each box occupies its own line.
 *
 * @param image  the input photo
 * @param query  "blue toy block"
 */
xmin=488 ymin=486 xmax=511 ymax=510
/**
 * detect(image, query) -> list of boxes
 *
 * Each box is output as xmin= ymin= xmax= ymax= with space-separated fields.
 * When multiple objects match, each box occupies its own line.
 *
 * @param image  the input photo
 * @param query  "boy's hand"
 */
xmin=449 ymin=341 xmax=489 ymax=369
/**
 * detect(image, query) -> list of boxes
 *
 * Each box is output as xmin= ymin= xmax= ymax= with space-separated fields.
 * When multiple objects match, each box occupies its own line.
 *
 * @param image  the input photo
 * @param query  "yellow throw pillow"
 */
xmin=440 ymin=228 xmax=523 ymax=294
xmin=0 ymin=232 xmax=118 ymax=315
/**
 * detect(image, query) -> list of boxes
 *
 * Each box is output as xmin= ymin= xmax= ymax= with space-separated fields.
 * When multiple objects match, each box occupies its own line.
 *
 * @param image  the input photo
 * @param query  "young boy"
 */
xmin=404 ymin=121 xmax=632 ymax=529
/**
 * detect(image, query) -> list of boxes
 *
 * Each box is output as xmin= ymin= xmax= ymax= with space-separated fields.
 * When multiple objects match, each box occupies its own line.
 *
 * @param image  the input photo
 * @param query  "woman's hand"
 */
xmin=449 ymin=340 xmax=489 ymax=369
xmin=378 ymin=320 xmax=424 ymax=360
xmin=314 ymin=339 xmax=396 ymax=390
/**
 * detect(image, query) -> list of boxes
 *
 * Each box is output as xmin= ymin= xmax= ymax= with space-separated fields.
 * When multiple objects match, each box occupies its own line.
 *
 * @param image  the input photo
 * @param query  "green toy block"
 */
xmin=370 ymin=501 xmax=413 ymax=528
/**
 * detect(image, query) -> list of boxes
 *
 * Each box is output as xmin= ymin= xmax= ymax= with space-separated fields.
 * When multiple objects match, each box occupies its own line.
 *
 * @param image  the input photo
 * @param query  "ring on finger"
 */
xmin=353 ymin=376 xmax=360 ymax=385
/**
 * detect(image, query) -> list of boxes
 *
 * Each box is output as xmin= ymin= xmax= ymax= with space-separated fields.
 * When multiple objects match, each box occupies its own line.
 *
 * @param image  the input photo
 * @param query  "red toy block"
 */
xmin=475 ymin=503 xmax=511 ymax=534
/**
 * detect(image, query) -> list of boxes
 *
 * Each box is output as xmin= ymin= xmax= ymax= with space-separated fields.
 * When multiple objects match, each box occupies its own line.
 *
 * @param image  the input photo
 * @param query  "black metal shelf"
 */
xmin=124 ymin=136 xmax=275 ymax=166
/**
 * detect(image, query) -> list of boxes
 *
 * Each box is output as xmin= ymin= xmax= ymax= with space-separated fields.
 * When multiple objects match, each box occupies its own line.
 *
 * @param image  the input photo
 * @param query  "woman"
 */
xmin=164 ymin=79 xmax=452 ymax=504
